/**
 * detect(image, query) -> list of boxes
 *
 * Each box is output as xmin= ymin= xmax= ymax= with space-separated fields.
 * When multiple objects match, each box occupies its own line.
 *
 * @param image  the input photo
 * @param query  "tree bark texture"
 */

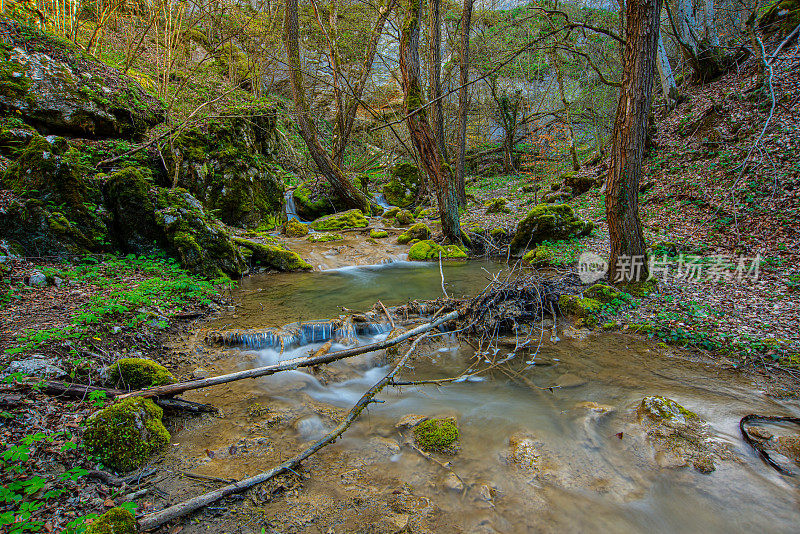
xmin=428 ymin=0 xmax=448 ymax=163
xmin=456 ymin=0 xmax=474 ymax=206
xmin=656 ymin=30 xmax=680 ymax=105
xmin=399 ymin=0 xmax=462 ymax=243
xmin=284 ymin=0 xmax=371 ymax=212
xmin=606 ymin=0 xmax=662 ymax=283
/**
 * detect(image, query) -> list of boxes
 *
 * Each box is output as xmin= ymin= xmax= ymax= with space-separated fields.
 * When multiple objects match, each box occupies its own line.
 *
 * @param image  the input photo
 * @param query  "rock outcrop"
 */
xmin=510 ymin=204 xmax=593 ymax=254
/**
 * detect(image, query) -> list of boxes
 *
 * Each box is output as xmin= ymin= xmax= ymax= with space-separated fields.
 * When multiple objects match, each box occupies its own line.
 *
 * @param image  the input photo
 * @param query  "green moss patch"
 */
xmin=413 ymin=417 xmax=459 ymax=454
xmin=284 ymin=219 xmax=309 ymax=237
xmin=383 ymin=162 xmax=421 ymax=207
xmin=370 ymin=229 xmax=389 ymax=238
xmin=107 ymin=358 xmax=175 ymax=390
xmin=235 ymin=238 xmax=311 ymax=271
xmin=408 ymin=240 xmax=467 ymax=261
xmin=308 ymin=232 xmax=345 ymax=242
xmin=522 ymin=246 xmax=554 ymax=266
xmin=484 ymin=197 xmax=511 ymax=214
xmin=83 ymin=398 xmax=170 ymax=472
xmin=85 ymin=507 xmax=136 ymax=534
xmin=558 ymin=295 xmax=601 ymax=327
xmin=397 ymin=223 xmax=431 ymax=244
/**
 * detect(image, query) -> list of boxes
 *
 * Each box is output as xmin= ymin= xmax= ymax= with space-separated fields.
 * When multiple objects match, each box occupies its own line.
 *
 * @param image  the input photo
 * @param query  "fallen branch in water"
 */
xmin=377 ymin=300 xmax=395 ymax=329
xmin=136 ymin=333 xmax=429 ymax=531
xmin=118 ymin=310 xmax=459 ymax=400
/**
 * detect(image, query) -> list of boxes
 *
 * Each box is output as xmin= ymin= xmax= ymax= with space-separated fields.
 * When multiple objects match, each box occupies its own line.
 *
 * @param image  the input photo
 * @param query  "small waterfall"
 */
xmin=284 ymin=190 xmax=303 ymax=222
xmin=209 ymin=320 xmax=392 ymax=351
xmin=373 ymin=193 xmax=392 ymax=209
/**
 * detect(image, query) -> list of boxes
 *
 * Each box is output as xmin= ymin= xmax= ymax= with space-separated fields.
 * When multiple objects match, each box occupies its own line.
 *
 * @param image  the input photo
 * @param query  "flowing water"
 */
xmin=168 ymin=262 xmax=800 ymax=533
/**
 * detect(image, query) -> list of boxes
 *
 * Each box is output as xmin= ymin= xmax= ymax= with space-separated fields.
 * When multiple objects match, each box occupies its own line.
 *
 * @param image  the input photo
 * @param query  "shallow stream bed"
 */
xmin=161 ymin=262 xmax=800 ymax=533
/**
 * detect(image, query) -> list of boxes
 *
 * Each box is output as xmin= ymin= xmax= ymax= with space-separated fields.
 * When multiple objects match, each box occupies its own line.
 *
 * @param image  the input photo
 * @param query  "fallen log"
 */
xmin=136 ymin=333 xmax=429 ymax=531
xmin=118 ymin=310 xmax=460 ymax=400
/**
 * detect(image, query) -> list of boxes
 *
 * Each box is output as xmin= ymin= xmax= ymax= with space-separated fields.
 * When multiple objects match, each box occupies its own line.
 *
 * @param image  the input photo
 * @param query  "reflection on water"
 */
xmin=178 ymin=263 xmax=800 ymax=533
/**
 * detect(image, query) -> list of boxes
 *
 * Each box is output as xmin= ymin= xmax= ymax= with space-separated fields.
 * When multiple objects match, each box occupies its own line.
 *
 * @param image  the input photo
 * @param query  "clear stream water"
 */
xmin=172 ymin=262 xmax=800 ymax=533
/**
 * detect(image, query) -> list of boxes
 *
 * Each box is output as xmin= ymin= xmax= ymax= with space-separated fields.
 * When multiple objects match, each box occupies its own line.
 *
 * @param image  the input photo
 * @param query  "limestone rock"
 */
xmin=396 ymin=414 xmax=428 ymax=431
xmin=383 ymin=162 xmax=421 ymax=207
xmin=4 ymin=357 xmax=66 ymax=379
xmin=510 ymin=204 xmax=593 ymax=254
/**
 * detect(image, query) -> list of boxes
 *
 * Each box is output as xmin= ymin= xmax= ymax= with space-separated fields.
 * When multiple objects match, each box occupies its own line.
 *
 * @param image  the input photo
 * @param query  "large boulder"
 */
xmin=510 ymin=204 xmax=593 ymax=254
xmin=0 ymin=21 xmax=164 ymax=139
xmin=383 ymin=162 xmax=421 ymax=207
xmin=167 ymin=109 xmax=284 ymax=228
xmin=292 ymin=180 xmax=349 ymax=221
xmin=104 ymin=167 xmax=246 ymax=278
xmin=408 ymin=240 xmax=467 ymax=261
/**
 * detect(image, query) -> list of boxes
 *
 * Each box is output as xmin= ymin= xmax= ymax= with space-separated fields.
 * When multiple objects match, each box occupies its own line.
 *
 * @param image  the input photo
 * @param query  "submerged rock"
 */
xmin=504 ymin=433 xmax=541 ymax=472
xmin=637 ymin=396 xmax=732 ymax=473
xmin=83 ymin=398 xmax=170 ymax=472
xmin=307 ymin=232 xmax=345 ymax=242
xmin=510 ymin=204 xmax=592 ymax=254
xmin=396 ymin=414 xmax=428 ymax=431
xmin=383 ymin=162 xmax=421 ymax=207
xmin=107 ymin=358 xmax=175 ymax=390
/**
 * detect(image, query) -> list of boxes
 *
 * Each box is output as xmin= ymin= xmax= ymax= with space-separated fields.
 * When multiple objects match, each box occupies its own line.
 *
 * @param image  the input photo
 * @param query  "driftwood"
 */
xmin=118 ymin=310 xmax=459 ymax=400
xmin=136 ymin=333 xmax=429 ymax=531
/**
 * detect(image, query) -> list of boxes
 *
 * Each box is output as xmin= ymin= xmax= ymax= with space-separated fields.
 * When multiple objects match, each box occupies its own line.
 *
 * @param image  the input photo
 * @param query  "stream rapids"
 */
xmin=161 ymin=261 xmax=800 ymax=533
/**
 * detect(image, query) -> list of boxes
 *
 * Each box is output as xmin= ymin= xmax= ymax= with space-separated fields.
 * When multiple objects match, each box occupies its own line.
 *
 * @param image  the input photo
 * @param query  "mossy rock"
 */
xmin=413 ymin=417 xmax=459 ymax=454
xmin=309 ymin=209 xmax=368 ymax=231
xmin=293 ymin=180 xmax=349 ymax=221
xmin=637 ymin=396 xmax=698 ymax=425
xmin=235 ymin=238 xmax=310 ymax=271
xmin=522 ymin=246 xmax=554 ymax=266
xmin=394 ymin=210 xmax=415 ymax=226
xmin=383 ymin=162 xmax=421 ymax=207
xmin=0 ymin=134 xmax=109 ymax=256
xmin=83 ymin=398 xmax=170 ymax=473
xmin=564 ymin=172 xmax=597 ymax=195
xmin=408 ymin=240 xmax=467 ymax=261
xmin=85 ymin=507 xmax=136 ymax=534
xmin=167 ymin=109 xmax=284 ymax=228
xmin=107 ymin=358 xmax=175 ymax=390
xmin=510 ymin=204 xmax=592 ymax=254
xmin=382 ymin=207 xmax=401 ymax=219
xmin=284 ymin=218 xmax=309 ymax=237
xmin=583 ymin=283 xmax=626 ymax=304
xmin=759 ymin=0 xmax=800 ymax=37
xmin=397 ymin=223 xmax=431 ymax=244
xmin=484 ymin=197 xmax=511 ymax=214
xmin=541 ymin=191 xmax=573 ymax=204
xmin=370 ymin=229 xmax=389 ymax=238
xmin=414 ymin=206 xmax=432 ymax=218
xmin=490 ymin=227 xmax=508 ymax=239
xmin=467 ymin=224 xmax=485 ymax=234
xmin=307 ymin=232 xmax=345 ymax=242
xmin=558 ymin=295 xmax=601 ymax=327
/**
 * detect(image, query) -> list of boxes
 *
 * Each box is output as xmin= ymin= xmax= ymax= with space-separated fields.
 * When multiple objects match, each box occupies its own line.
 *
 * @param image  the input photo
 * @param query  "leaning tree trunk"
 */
xmin=456 ymin=0 xmax=474 ymax=206
xmin=656 ymin=30 xmax=680 ymax=106
xmin=284 ymin=0 xmax=371 ymax=212
xmin=552 ymin=48 xmax=580 ymax=171
xmin=400 ymin=0 xmax=462 ymax=243
xmin=606 ymin=0 xmax=662 ymax=283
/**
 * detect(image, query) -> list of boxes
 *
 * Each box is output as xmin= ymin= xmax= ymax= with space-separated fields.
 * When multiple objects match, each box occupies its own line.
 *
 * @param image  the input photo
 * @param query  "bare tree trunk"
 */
xmin=284 ymin=0 xmax=371 ymax=213
xmin=656 ymin=29 xmax=680 ymax=105
xmin=552 ymin=49 xmax=580 ymax=171
xmin=606 ymin=0 xmax=662 ymax=283
xmin=400 ymin=0 xmax=462 ymax=243
xmin=702 ymin=0 xmax=719 ymax=46
xmin=456 ymin=0 xmax=473 ymax=206
xmin=428 ymin=0 xmax=447 ymax=163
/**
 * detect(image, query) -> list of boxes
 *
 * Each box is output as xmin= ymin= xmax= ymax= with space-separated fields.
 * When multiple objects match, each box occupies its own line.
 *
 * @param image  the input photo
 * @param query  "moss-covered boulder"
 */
xmin=235 ymin=238 xmax=311 ymax=271
xmin=107 ymin=358 xmax=175 ymax=390
xmin=397 ymin=223 xmax=431 ymax=244
xmin=383 ymin=162 xmax=421 ymax=207
xmin=484 ymin=197 xmax=511 ymax=214
xmin=0 ymin=21 xmax=164 ymax=139
xmin=759 ymin=0 xmax=800 ymax=37
xmin=408 ymin=240 xmax=467 ymax=261
xmin=167 ymin=108 xmax=284 ymax=228
xmin=563 ymin=172 xmax=597 ymax=195
xmin=83 ymin=398 xmax=170 ymax=472
xmin=85 ymin=507 xmax=136 ymax=534
xmin=394 ymin=210 xmax=415 ymax=226
xmin=0 ymin=134 xmax=109 ymax=256
xmin=413 ymin=417 xmax=459 ymax=454
xmin=558 ymin=294 xmax=601 ymax=327
xmin=370 ymin=229 xmax=388 ymax=238
xmin=510 ymin=204 xmax=592 ymax=254
xmin=293 ymin=180 xmax=349 ymax=221
xmin=307 ymin=232 xmax=345 ymax=242
xmin=382 ymin=207 xmax=401 ymax=219
xmin=310 ymin=209 xmax=368 ymax=231
xmin=284 ymin=218 xmax=309 ymax=237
